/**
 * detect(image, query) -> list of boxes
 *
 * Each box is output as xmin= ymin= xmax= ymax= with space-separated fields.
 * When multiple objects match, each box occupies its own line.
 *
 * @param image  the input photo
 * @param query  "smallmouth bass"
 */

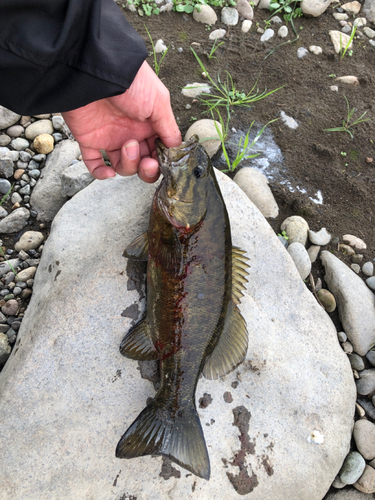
xmin=116 ymin=135 xmax=249 ymax=480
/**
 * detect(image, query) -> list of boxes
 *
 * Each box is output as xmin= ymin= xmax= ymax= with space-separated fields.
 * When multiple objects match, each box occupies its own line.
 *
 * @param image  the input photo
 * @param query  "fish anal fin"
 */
xmin=123 ymin=232 xmax=149 ymax=260
xmin=116 ymin=400 xmax=210 ymax=480
xmin=120 ymin=316 xmax=158 ymax=360
xmin=203 ymin=301 xmax=248 ymax=380
xmin=232 ymin=246 xmax=249 ymax=300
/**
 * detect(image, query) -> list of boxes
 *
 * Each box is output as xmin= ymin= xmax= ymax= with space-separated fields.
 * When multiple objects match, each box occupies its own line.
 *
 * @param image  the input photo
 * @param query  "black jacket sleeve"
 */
xmin=0 ymin=0 xmax=148 ymax=115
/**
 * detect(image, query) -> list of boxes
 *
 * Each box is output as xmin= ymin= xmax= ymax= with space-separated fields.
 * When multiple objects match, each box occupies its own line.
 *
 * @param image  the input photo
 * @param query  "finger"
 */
xmin=80 ymin=146 xmax=116 ymax=180
xmin=151 ymin=94 xmax=182 ymax=148
xmin=116 ymin=140 xmax=140 ymax=177
xmin=138 ymin=156 xmax=160 ymax=183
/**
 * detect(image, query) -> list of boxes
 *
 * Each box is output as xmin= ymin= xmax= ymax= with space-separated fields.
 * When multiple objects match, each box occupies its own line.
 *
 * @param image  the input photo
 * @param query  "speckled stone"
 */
xmin=353 ymin=419 xmax=375 ymax=460
xmin=339 ymin=451 xmax=366 ymax=485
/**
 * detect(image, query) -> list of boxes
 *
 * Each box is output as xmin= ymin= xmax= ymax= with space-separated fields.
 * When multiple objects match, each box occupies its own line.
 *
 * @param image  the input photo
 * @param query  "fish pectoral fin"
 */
xmin=203 ymin=301 xmax=248 ymax=380
xmin=123 ymin=232 xmax=149 ymax=260
xmin=120 ymin=316 xmax=158 ymax=360
xmin=116 ymin=400 xmax=210 ymax=480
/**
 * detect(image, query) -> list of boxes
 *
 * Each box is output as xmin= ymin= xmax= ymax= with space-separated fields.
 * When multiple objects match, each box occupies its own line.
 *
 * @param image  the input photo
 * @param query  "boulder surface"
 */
xmin=0 ymin=172 xmax=356 ymax=500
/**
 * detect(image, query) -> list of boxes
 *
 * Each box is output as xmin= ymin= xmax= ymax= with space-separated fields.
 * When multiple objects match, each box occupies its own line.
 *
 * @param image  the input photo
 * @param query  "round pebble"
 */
xmin=362 ymin=261 xmax=374 ymax=276
xmin=349 ymin=353 xmax=365 ymax=371
xmin=7 ymin=125 xmax=24 ymax=138
xmin=261 ymin=28 xmax=275 ymax=42
xmin=11 ymin=138 xmax=29 ymax=151
xmin=52 ymin=116 xmax=65 ymax=130
xmin=25 ymin=119 xmax=54 ymax=140
xmin=281 ymin=216 xmax=309 ymax=245
xmin=0 ymin=178 xmax=12 ymax=195
xmin=278 ymin=26 xmax=288 ymax=38
xmin=33 ymin=134 xmax=54 ymax=154
xmin=339 ymin=244 xmax=355 ymax=256
xmin=366 ymin=277 xmax=375 ymax=291
xmin=317 ymin=289 xmax=336 ymax=312
xmin=221 ymin=7 xmax=239 ymax=25
xmin=342 ymin=341 xmax=353 ymax=354
xmin=0 ymin=135 xmax=11 ymax=147
xmin=241 ymin=20 xmax=252 ymax=33
xmin=287 ymin=242 xmax=311 ymax=280
xmin=0 ymin=332 xmax=11 ymax=364
xmin=343 ymin=234 xmax=366 ymax=250
xmin=354 ymin=464 xmax=375 ymax=494
xmin=339 ymin=451 xmax=366 ymax=485
xmin=1 ymin=299 xmax=18 ymax=316
xmin=297 ymin=47 xmax=309 ymax=58
xmin=351 ymin=263 xmax=361 ymax=274
xmin=337 ymin=331 xmax=347 ymax=343
xmin=352 ymin=254 xmax=364 ymax=264
xmin=356 ymin=369 xmax=375 ymax=396
xmin=366 ymin=350 xmax=375 ymax=367
xmin=307 ymin=245 xmax=320 ymax=263
xmin=15 ymin=231 xmax=44 ymax=252
xmin=15 ymin=266 xmax=37 ymax=283
xmin=353 ymin=419 xmax=375 ymax=460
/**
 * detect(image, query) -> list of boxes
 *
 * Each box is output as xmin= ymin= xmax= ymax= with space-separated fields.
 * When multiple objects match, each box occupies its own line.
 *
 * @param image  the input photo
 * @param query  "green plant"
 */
xmin=190 ymin=48 xmax=284 ymax=114
xmin=324 ymin=95 xmax=370 ymax=139
xmin=190 ymin=116 xmax=198 ymax=122
xmin=269 ymin=0 xmax=303 ymax=22
xmin=211 ymin=109 xmax=277 ymax=172
xmin=329 ymin=74 xmax=336 ymax=78
xmin=278 ymin=230 xmax=289 ymax=240
xmin=340 ymin=151 xmax=347 ymax=156
xmin=144 ymin=25 xmax=169 ymax=76
xmin=207 ymin=39 xmax=224 ymax=59
xmin=127 ymin=0 xmax=160 ymax=15
xmin=173 ymin=0 xmax=235 ymax=13
xmin=340 ymin=25 xmax=357 ymax=59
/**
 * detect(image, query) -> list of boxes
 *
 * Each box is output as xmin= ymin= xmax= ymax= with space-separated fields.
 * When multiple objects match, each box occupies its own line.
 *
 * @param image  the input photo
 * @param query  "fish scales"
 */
xmin=116 ymin=135 xmax=249 ymax=480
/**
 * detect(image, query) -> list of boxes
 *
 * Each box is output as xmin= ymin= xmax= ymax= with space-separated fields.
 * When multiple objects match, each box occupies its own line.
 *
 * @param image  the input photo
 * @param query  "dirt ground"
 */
xmin=123 ymin=4 xmax=375 ymax=267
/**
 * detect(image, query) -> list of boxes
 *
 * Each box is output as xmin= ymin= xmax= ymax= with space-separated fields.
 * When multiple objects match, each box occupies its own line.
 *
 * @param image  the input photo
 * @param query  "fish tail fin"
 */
xmin=116 ymin=399 xmax=210 ymax=480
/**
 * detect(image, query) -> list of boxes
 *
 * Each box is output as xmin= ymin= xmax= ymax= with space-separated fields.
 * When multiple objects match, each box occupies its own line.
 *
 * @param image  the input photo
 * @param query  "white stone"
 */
xmin=14 ymin=231 xmax=44 ymax=252
xmin=278 ymin=26 xmax=288 ymax=37
xmin=333 ymin=12 xmax=349 ymax=20
xmin=52 ymin=116 xmax=65 ymax=131
xmin=353 ymin=17 xmax=367 ymax=27
xmin=342 ymin=1 xmax=362 ymax=15
xmin=25 ymin=119 xmax=54 ymax=140
xmin=193 ymin=4 xmax=217 ymax=25
xmin=30 ymin=139 xmax=81 ymax=222
xmin=364 ymin=27 xmax=375 ymax=38
xmin=362 ymin=261 xmax=374 ymax=276
xmin=235 ymin=0 xmax=253 ymax=20
xmin=297 ymin=47 xmax=309 ymax=58
xmin=309 ymin=45 xmax=323 ymax=55
xmin=0 ymin=172 xmax=356 ymax=500
xmin=61 ymin=161 xmax=94 ymax=197
xmin=301 ymin=0 xmax=332 ymax=17
xmin=184 ymin=119 xmax=222 ymax=158
xmin=321 ymin=250 xmax=375 ymax=356
xmin=287 ymin=242 xmax=312 ymax=280
xmin=182 ymin=83 xmax=211 ymax=98
xmin=10 ymin=138 xmax=29 ymax=151
xmin=15 ymin=267 xmax=37 ymax=283
xmin=307 ymin=245 xmax=320 ymax=263
xmin=329 ymin=31 xmax=353 ymax=54
xmin=280 ymin=111 xmax=298 ymax=129
xmin=221 ymin=7 xmax=239 ymax=25
xmin=154 ymin=39 xmax=167 ymax=54
xmin=0 ymin=106 xmax=21 ymax=130
xmin=281 ymin=215 xmax=309 ymax=245
xmin=258 ymin=0 xmax=271 ymax=9
xmin=242 ymin=20 xmax=252 ymax=33
xmin=336 ymin=75 xmax=359 ymax=85
xmin=270 ymin=15 xmax=283 ymax=23
xmin=343 ymin=234 xmax=366 ymax=250
xmin=330 ymin=85 xmax=339 ymax=91
xmin=209 ymin=29 xmax=226 ymax=40
xmin=260 ymin=28 xmax=275 ymax=42
xmin=308 ymin=228 xmax=331 ymax=246
xmin=233 ymin=168 xmax=279 ymax=218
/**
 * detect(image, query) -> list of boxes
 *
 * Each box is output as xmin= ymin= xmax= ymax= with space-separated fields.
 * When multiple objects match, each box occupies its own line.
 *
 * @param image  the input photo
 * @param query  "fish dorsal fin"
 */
xmin=202 ymin=247 xmax=249 ymax=380
xmin=202 ymin=301 xmax=248 ymax=379
xmin=232 ymin=246 xmax=250 ymax=305
xmin=123 ymin=232 xmax=149 ymax=260
xmin=120 ymin=316 xmax=158 ymax=360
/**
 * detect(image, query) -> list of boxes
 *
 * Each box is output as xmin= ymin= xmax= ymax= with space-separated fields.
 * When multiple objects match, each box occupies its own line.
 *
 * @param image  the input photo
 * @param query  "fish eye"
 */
xmin=193 ymin=165 xmax=205 ymax=179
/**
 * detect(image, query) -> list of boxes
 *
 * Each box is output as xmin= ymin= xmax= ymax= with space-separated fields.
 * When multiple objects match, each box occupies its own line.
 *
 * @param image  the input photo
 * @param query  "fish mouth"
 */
xmin=156 ymin=135 xmax=200 ymax=176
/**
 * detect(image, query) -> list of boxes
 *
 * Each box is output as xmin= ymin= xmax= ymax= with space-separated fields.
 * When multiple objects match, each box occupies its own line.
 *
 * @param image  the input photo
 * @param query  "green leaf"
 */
xmin=176 ymin=4 xmax=185 ymax=11
xmin=184 ymin=4 xmax=194 ymax=12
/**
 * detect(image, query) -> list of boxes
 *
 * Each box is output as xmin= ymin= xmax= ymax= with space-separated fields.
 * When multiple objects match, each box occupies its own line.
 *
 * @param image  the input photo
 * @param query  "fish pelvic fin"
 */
xmin=116 ymin=400 xmax=210 ymax=480
xmin=203 ymin=301 xmax=248 ymax=380
xmin=120 ymin=316 xmax=158 ymax=360
xmin=123 ymin=232 xmax=149 ymax=260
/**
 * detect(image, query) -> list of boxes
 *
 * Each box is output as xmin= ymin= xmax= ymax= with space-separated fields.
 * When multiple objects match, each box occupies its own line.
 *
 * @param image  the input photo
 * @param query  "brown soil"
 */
xmin=124 ymin=5 xmax=375 ymax=263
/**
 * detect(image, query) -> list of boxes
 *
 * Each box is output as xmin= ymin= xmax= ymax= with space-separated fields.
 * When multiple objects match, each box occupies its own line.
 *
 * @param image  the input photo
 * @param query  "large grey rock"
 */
xmin=0 ymin=173 xmax=356 ymax=500
xmin=61 ymin=161 xmax=94 ymax=197
xmin=30 ymin=139 xmax=81 ymax=221
xmin=0 ymin=106 xmax=20 ymax=130
xmin=362 ymin=0 xmax=375 ymax=23
xmin=321 ymin=251 xmax=375 ymax=356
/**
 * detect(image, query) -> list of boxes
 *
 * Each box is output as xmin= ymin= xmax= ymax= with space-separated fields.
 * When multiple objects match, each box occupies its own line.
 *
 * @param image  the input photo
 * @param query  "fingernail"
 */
xmin=143 ymin=167 xmax=158 ymax=178
xmin=124 ymin=141 xmax=139 ymax=160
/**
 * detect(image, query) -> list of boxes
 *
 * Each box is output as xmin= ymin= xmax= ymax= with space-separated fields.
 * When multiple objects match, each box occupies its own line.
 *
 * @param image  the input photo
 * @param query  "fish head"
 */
xmin=156 ymin=135 xmax=211 ymax=229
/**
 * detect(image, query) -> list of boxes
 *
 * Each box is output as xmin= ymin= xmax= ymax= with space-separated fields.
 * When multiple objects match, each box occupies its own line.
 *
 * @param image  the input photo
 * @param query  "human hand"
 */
xmin=62 ymin=61 xmax=181 ymax=183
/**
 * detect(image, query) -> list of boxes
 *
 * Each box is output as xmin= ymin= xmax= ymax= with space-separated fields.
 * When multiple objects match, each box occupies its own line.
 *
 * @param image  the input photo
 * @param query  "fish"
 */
xmin=116 ymin=134 xmax=249 ymax=480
